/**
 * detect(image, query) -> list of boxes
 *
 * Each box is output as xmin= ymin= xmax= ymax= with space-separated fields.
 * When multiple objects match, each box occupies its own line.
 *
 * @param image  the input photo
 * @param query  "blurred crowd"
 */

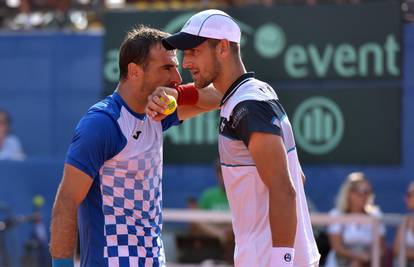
xmin=179 ymin=169 xmax=414 ymax=267
xmin=2 ymin=109 xmax=414 ymax=267
xmin=0 ymin=0 xmax=413 ymax=31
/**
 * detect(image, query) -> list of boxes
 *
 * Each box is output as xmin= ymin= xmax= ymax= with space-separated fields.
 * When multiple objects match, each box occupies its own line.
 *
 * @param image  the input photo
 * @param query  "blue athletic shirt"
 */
xmin=65 ymin=92 xmax=180 ymax=267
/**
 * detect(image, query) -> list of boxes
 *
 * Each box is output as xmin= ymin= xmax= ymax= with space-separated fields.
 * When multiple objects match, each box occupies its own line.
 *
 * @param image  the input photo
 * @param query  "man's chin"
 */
xmin=194 ymin=80 xmax=209 ymax=89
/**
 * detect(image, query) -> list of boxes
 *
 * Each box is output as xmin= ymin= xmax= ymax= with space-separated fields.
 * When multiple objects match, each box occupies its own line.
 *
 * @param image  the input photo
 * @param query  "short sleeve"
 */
xmin=231 ymin=100 xmax=282 ymax=147
xmin=161 ymin=109 xmax=181 ymax=132
xmin=65 ymin=111 xmax=127 ymax=180
xmin=370 ymin=207 xmax=387 ymax=236
xmin=327 ymin=209 xmax=343 ymax=234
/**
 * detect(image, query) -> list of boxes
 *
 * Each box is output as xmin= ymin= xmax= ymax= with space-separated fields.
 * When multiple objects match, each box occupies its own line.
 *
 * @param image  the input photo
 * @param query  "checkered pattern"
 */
xmin=100 ymin=150 xmax=165 ymax=267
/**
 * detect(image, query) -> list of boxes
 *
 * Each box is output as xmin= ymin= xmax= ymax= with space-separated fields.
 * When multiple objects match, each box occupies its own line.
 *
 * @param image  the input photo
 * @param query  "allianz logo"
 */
xmin=292 ymin=96 xmax=344 ymax=155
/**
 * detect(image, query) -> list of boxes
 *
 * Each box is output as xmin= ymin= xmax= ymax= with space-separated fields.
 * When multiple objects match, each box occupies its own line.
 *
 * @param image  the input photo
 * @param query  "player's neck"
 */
xmin=116 ymin=82 xmax=146 ymax=114
xmin=214 ymin=60 xmax=246 ymax=95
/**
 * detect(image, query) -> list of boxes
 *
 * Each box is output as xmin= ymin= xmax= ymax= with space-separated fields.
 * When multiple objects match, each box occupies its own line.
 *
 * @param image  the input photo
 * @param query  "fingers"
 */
xmin=157 ymin=85 xmax=179 ymax=100
xmin=145 ymin=88 xmax=169 ymax=120
xmin=145 ymin=105 xmax=166 ymax=121
xmin=153 ymin=86 xmax=175 ymax=102
xmin=152 ymin=113 xmax=167 ymax=122
xmin=158 ymin=88 xmax=170 ymax=103
xmin=144 ymin=103 xmax=158 ymax=119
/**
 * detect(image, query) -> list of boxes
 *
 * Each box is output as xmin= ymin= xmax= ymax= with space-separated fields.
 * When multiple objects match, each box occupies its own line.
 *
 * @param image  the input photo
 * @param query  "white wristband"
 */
xmin=271 ymin=247 xmax=295 ymax=267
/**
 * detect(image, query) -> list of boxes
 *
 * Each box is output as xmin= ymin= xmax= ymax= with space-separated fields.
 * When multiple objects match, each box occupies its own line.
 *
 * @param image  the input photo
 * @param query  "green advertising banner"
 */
xmin=162 ymin=87 xmax=401 ymax=164
xmin=278 ymin=87 xmax=400 ymax=164
xmin=163 ymin=110 xmax=219 ymax=163
xmin=103 ymin=2 xmax=401 ymax=93
xmin=103 ymin=4 xmax=401 ymax=164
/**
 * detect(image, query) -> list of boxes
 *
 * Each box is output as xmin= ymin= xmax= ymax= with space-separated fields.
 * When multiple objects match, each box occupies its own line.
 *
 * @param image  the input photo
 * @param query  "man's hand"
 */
xmin=145 ymin=86 xmax=178 ymax=121
xmin=354 ymin=251 xmax=371 ymax=263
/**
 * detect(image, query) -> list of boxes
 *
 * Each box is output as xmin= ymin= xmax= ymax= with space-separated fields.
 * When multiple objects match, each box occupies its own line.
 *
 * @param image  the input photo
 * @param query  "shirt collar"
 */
xmin=220 ymin=72 xmax=255 ymax=107
xmin=113 ymin=91 xmax=146 ymax=120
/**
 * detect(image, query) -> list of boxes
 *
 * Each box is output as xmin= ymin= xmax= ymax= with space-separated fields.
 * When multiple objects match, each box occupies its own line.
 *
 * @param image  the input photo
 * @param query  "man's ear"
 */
xmin=127 ymin=62 xmax=144 ymax=80
xmin=217 ymin=39 xmax=231 ymax=58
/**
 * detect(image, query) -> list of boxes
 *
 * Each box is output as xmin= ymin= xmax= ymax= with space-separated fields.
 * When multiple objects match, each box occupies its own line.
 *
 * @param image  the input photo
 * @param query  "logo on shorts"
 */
xmin=284 ymin=253 xmax=292 ymax=262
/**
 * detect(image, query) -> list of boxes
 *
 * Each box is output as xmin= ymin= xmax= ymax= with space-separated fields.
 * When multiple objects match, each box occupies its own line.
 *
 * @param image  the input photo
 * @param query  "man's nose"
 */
xmin=182 ymin=55 xmax=191 ymax=69
xmin=171 ymin=68 xmax=182 ymax=86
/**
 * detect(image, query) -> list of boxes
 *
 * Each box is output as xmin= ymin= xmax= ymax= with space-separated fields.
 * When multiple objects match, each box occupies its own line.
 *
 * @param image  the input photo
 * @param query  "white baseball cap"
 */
xmin=162 ymin=9 xmax=241 ymax=50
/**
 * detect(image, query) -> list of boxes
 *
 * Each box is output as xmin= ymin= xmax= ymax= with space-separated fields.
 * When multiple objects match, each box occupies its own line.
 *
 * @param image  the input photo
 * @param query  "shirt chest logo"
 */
xmin=132 ymin=130 xmax=142 ymax=140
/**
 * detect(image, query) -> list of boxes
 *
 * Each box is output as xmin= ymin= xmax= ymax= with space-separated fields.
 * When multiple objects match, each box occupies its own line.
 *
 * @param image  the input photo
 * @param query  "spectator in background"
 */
xmin=198 ymin=160 xmax=229 ymax=212
xmin=0 ymin=109 xmax=25 ymax=161
xmin=12 ymin=0 xmax=71 ymax=29
xmin=187 ymin=160 xmax=233 ymax=264
xmin=22 ymin=195 xmax=51 ymax=267
xmin=393 ymin=181 xmax=414 ymax=266
xmin=325 ymin=172 xmax=386 ymax=267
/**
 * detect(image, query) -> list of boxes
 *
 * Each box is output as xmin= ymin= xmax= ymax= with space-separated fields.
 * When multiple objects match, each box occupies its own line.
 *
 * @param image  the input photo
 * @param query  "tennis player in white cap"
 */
xmin=160 ymin=9 xmax=321 ymax=267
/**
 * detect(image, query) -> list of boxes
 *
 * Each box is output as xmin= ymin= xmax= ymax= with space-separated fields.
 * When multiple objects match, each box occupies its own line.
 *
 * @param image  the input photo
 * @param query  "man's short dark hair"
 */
xmin=119 ymin=25 xmax=170 ymax=80
xmin=206 ymin=38 xmax=239 ymax=56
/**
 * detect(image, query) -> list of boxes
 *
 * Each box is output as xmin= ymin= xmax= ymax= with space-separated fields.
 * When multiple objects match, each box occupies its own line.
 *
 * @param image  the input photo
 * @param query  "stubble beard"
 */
xmin=194 ymin=56 xmax=221 ymax=89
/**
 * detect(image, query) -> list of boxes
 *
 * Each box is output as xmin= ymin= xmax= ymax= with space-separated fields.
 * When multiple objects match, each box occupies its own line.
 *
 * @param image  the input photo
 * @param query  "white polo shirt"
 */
xmin=218 ymin=72 xmax=320 ymax=267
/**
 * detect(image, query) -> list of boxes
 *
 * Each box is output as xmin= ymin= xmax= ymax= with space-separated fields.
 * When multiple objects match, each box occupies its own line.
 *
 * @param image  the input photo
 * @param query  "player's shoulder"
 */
xmin=328 ymin=208 xmax=343 ymax=216
xmin=76 ymin=93 xmax=124 ymax=133
xmin=224 ymin=79 xmax=277 ymax=114
xmin=237 ymin=78 xmax=277 ymax=101
xmin=89 ymin=92 xmax=123 ymax=121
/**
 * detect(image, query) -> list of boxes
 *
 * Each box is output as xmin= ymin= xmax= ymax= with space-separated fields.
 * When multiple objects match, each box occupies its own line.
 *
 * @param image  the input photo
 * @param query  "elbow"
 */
xmin=282 ymin=182 xmax=296 ymax=203
xmin=287 ymin=184 xmax=297 ymax=200
xmin=271 ymin=182 xmax=296 ymax=205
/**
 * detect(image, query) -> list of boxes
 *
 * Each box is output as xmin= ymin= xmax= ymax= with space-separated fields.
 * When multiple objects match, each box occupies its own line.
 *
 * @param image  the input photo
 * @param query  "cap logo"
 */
xmin=183 ymin=19 xmax=192 ymax=29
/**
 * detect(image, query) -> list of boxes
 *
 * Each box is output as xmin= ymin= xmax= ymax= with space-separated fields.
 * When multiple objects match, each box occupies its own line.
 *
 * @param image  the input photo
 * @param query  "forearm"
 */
xmin=194 ymin=85 xmax=221 ymax=111
xmin=333 ymin=243 xmax=370 ymax=264
xmin=393 ymin=224 xmax=405 ymax=256
xmin=269 ymin=187 xmax=297 ymax=247
xmin=248 ymin=134 xmax=297 ymax=247
xmin=334 ymin=244 xmax=364 ymax=260
xmin=195 ymin=222 xmax=226 ymax=240
xmin=50 ymin=194 xmax=79 ymax=259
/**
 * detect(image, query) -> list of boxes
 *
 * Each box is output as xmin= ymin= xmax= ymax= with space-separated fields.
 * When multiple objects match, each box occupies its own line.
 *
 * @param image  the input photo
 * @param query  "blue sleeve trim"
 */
xmin=221 ymin=163 xmax=256 ymax=167
xmin=65 ymin=111 xmax=127 ymax=180
xmin=52 ymin=259 xmax=74 ymax=267
xmin=231 ymin=100 xmax=282 ymax=147
xmin=161 ymin=109 xmax=181 ymax=131
xmin=65 ymin=156 xmax=95 ymax=179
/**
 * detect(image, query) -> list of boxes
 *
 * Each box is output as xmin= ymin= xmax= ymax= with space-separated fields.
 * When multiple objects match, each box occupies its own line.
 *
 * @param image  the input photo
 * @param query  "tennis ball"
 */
xmin=160 ymin=95 xmax=177 ymax=115
xmin=33 ymin=195 xmax=45 ymax=207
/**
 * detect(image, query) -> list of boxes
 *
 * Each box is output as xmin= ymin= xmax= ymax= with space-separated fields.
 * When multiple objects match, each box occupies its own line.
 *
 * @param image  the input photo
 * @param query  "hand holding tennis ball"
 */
xmin=160 ymin=95 xmax=177 ymax=115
